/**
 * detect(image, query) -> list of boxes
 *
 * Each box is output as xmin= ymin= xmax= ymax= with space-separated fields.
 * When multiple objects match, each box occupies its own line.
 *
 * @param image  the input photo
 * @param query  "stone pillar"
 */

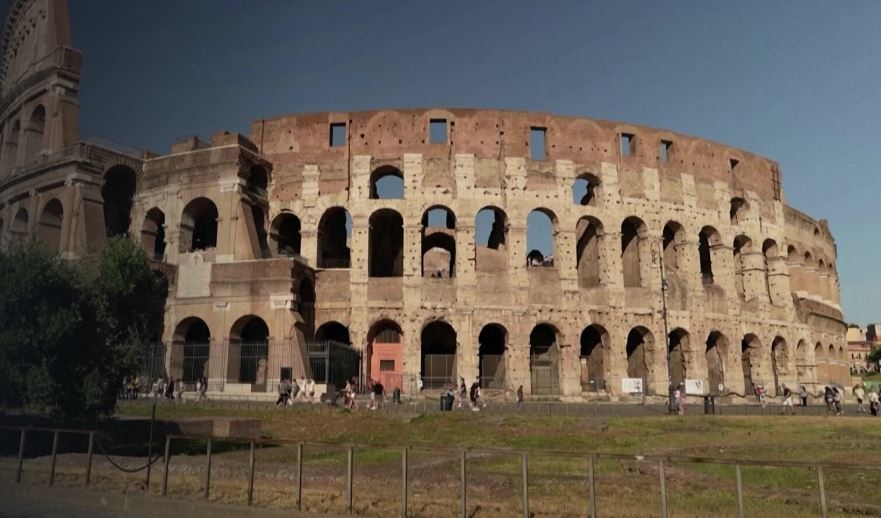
xmin=766 ymin=256 xmax=790 ymax=306
xmin=300 ymin=165 xmax=321 ymax=266
xmin=741 ymin=251 xmax=766 ymax=302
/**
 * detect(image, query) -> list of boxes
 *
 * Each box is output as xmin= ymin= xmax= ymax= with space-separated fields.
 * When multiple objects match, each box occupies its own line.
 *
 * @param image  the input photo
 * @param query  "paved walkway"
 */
xmin=0 ymin=482 xmax=345 ymax=518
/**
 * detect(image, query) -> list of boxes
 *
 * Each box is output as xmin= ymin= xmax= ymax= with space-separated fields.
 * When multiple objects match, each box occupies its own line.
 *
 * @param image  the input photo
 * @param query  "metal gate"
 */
xmin=182 ymin=343 xmax=210 ymax=384
xmin=307 ymin=340 xmax=361 ymax=389
xmin=239 ymin=341 xmax=269 ymax=385
xmin=422 ymin=354 xmax=456 ymax=389
xmin=479 ymin=354 xmax=505 ymax=389
xmin=530 ymin=354 xmax=559 ymax=396
xmin=139 ymin=343 xmax=166 ymax=387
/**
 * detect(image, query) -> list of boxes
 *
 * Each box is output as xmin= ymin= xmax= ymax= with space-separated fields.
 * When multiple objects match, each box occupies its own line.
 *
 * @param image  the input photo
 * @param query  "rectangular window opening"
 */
xmin=429 ymin=119 xmax=448 ymax=144
xmin=379 ymin=360 xmax=395 ymax=372
xmin=729 ymin=158 xmax=740 ymax=171
xmin=330 ymin=123 xmax=346 ymax=147
xmin=660 ymin=140 xmax=672 ymax=162
xmin=620 ymin=133 xmax=635 ymax=157
xmin=530 ymin=127 xmax=547 ymax=161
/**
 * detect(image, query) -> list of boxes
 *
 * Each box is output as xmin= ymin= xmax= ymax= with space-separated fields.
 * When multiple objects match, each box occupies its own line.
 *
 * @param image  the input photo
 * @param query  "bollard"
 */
xmin=161 ymin=436 xmax=171 ymax=496
xmin=588 ymin=455 xmax=597 ymax=518
xmin=735 ymin=464 xmax=745 ymax=518
xmin=401 ymin=448 xmax=408 ymax=518
xmin=16 ymin=429 xmax=26 ymax=483
xmin=295 ymin=442 xmax=303 ymax=511
xmin=85 ymin=432 xmax=94 ymax=486
xmin=247 ymin=440 xmax=256 ymax=506
xmin=49 ymin=430 xmax=59 ymax=486
xmin=521 ymin=452 xmax=529 ymax=518
xmin=658 ymin=459 xmax=668 ymax=518
xmin=460 ymin=450 xmax=467 ymax=518
xmin=817 ymin=466 xmax=828 ymax=518
xmin=347 ymin=446 xmax=354 ymax=514
xmin=204 ymin=439 xmax=212 ymax=499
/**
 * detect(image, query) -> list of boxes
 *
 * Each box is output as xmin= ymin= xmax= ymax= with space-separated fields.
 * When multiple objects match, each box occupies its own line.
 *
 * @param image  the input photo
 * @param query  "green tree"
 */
xmin=868 ymin=347 xmax=881 ymax=366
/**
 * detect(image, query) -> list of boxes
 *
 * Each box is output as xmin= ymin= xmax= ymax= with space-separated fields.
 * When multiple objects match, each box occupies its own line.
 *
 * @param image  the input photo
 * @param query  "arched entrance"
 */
xmin=102 ymin=165 xmax=136 ymax=237
xmin=580 ymin=325 xmax=608 ymax=392
xmin=529 ymin=324 xmax=560 ymax=395
xmin=626 ymin=327 xmax=653 ymax=389
xmin=668 ymin=328 xmax=690 ymax=391
xmin=741 ymin=334 xmax=761 ymax=395
xmin=421 ymin=321 xmax=456 ymax=389
xmin=181 ymin=198 xmax=218 ymax=252
xmin=38 ymin=199 xmax=63 ymax=252
xmin=141 ymin=208 xmax=166 ymax=260
xmin=705 ymin=331 xmax=728 ymax=395
xmin=478 ymin=324 xmax=507 ymax=389
xmin=229 ymin=316 xmax=270 ymax=389
xmin=174 ymin=317 xmax=211 ymax=384
xmin=367 ymin=320 xmax=403 ymax=392
xmin=771 ymin=336 xmax=788 ymax=395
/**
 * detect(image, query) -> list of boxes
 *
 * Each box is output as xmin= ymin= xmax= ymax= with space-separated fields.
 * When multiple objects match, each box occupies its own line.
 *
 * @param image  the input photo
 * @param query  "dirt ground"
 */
xmin=2 ymin=404 xmax=880 ymax=517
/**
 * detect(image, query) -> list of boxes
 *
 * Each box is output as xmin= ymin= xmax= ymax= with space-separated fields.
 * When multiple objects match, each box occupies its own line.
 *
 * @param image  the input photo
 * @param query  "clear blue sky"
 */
xmin=9 ymin=1 xmax=880 ymax=324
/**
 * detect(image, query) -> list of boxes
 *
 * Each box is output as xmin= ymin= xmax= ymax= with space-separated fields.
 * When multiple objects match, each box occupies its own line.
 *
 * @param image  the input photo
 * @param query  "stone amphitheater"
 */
xmin=0 ymin=0 xmax=848 ymax=399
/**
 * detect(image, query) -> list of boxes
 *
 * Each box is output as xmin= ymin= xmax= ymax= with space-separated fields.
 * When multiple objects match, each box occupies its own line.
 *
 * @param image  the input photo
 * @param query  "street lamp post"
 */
xmin=651 ymin=241 xmax=674 ymax=413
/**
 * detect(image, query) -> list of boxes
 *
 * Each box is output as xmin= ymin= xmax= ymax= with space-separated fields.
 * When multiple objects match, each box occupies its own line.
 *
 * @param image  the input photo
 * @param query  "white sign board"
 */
xmin=621 ymin=377 xmax=644 ymax=394
xmin=685 ymin=379 xmax=705 ymax=395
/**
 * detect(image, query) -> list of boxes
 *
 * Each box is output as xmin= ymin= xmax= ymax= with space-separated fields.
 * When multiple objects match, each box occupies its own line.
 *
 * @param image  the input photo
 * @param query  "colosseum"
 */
xmin=0 ymin=0 xmax=848 ymax=400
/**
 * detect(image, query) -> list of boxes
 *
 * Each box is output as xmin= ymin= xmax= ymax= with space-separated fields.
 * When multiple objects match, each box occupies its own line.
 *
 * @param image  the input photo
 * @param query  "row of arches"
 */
xmin=0 ymin=104 xmax=46 ymax=172
xmin=0 ymin=198 xmax=65 ymax=251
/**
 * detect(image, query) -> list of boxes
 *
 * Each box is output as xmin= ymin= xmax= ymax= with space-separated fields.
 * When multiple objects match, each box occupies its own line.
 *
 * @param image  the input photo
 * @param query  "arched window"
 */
xmin=580 ymin=325 xmax=609 ymax=392
xmin=270 ymin=212 xmax=301 ymax=257
xmin=626 ymin=327 xmax=653 ymax=385
xmin=174 ymin=317 xmax=211 ymax=383
xmin=529 ymin=324 xmax=560 ymax=395
xmin=369 ymin=209 xmax=403 ymax=277
xmin=771 ymin=336 xmax=787 ymax=395
xmin=475 ymin=206 xmax=508 ymax=272
xmin=733 ymin=235 xmax=752 ymax=300
xmin=422 ymin=206 xmax=456 ymax=278
xmin=102 ymin=165 xmax=137 ymax=237
xmin=141 ymin=208 xmax=166 ymax=260
xmin=741 ymin=334 xmax=760 ymax=394
xmin=576 ymin=216 xmax=603 ymax=288
xmin=705 ymin=331 xmax=728 ymax=394
xmin=621 ymin=216 xmax=646 ymax=287
xmin=662 ymin=221 xmax=686 ymax=276
xmin=421 ymin=321 xmax=457 ymax=389
xmin=180 ymin=198 xmax=218 ymax=252
xmin=572 ymin=173 xmax=601 ymax=206
xmin=668 ymin=328 xmax=690 ymax=390
xmin=38 ymin=199 xmax=63 ymax=252
xmin=316 ymin=321 xmax=351 ymax=345
xmin=730 ymin=197 xmax=748 ymax=225
xmin=367 ymin=319 xmax=404 ymax=392
xmin=11 ymin=208 xmax=28 ymax=242
xmin=762 ymin=239 xmax=779 ymax=304
xmin=230 ymin=315 xmax=270 ymax=385
xmin=23 ymin=105 xmax=46 ymax=160
xmin=526 ymin=209 xmax=557 ymax=268
xmin=478 ymin=324 xmax=507 ymax=389
xmin=317 ymin=207 xmax=351 ymax=268
xmin=370 ymin=166 xmax=404 ymax=199
xmin=699 ymin=226 xmax=721 ymax=284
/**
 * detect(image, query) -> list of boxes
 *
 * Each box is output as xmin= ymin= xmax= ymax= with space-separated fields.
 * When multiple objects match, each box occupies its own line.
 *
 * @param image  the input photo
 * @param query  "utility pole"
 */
xmin=651 ymin=241 xmax=674 ymax=413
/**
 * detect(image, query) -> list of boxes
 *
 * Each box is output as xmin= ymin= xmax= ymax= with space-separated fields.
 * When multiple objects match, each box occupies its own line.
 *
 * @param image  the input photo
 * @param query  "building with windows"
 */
xmin=846 ymin=324 xmax=878 ymax=374
xmin=0 ymin=0 xmax=849 ymax=399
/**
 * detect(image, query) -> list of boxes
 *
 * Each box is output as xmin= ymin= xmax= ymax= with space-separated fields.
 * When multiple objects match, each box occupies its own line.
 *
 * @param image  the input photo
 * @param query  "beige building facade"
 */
xmin=0 ymin=0 xmax=849 ymax=399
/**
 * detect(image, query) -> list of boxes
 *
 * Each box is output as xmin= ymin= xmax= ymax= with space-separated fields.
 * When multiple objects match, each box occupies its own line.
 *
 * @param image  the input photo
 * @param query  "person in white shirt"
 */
xmin=854 ymin=385 xmax=866 ymax=413
xmin=306 ymin=378 xmax=315 ymax=403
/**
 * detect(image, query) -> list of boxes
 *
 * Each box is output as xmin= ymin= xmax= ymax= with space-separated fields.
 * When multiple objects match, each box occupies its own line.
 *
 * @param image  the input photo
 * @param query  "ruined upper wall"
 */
xmin=1 ymin=0 xmax=72 ymax=95
xmin=250 ymin=108 xmax=782 ymax=204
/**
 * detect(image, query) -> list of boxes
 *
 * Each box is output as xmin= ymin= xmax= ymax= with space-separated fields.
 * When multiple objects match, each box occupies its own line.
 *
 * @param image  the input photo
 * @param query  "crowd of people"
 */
xmin=275 ymin=377 xmax=317 ymax=406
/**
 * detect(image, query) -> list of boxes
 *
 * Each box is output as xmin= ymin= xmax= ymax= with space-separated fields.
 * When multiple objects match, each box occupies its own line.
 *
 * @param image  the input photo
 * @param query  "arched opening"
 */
xmin=699 ymin=226 xmax=721 ymax=284
xmin=662 ymin=221 xmax=686 ymax=276
xmin=771 ymin=336 xmax=787 ymax=395
xmin=369 ymin=208 xmax=404 ymax=277
xmin=621 ymin=216 xmax=646 ymax=287
xmin=741 ymin=334 xmax=760 ymax=395
xmin=11 ymin=208 xmax=28 ymax=242
xmin=369 ymin=166 xmax=404 ymax=199
xmin=270 ymin=212 xmax=301 ymax=257
xmin=230 ymin=315 xmax=270 ymax=387
xmin=668 ymin=328 xmax=690 ymax=390
xmin=572 ymin=173 xmax=601 ymax=206
xmin=705 ymin=331 xmax=728 ymax=395
xmin=763 ymin=239 xmax=779 ymax=304
xmin=140 ymin=208 xmax=166 ymax=260
xmin=247 ymin=165 xmax=268 ymax=197
xmin=23 ymin=105 xmax=45 ymax=159
xmin=422 ymin=206 xmax=456 ymax=278
xmin=174 ymin=317 xmax=211 ymax=384
xmin=733 ymin=235 xmax=752 ymax=300
xmin=580 ymin=325 xmax=609 ymax=392
xmin=316 ymin=321 xmax=351 ymax=344
xmin=180 ymin=197 xmax=218 ymax=252
xmin=38 ymin=199 xmax=63 ymax=252
xmin=814 ymin=342 xmax=825 ymax=381
xmin=475 ymin=206 xmax=508 ymax=272
xmin=526 ymin=208 xmax=557 ymax=267
xmin=102 ymin=165 xmax=137 ymax=237
xmin=576 ymin=216 xmax=603 ymax=288
xmin=367 ymin=320 xmax=403 ymax=391
xmin=317 ymin=207 xmax=351 ymax=268
xmin=421 ymin=321 xmax=457 ymax=389
xmin=730 ymin=197 xmax=748 ymax=225
xmin=478 ymin=324 xmax=507 ymax=389
xmin=626 ymin=327 xmax=653 ymax=391
xmin=529 ymin=324 xmax=560 ymax=395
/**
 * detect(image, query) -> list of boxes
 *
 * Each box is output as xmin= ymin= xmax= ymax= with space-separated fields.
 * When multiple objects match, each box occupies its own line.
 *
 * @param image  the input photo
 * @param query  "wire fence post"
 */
xmin=460 ymin=450 xmax=467 ymax=518
xmin=521 ymin=452 xmax=529 ymax=518
xmin=588 ymin=454 xmax=598 ymax=518
xmin=658 ymin=459 xmax=668 ymax=518
xmin=735 ymin=464 xmax=745 ymax=518
xmin=16 ymin=428 xmax=26 ymax=483
xmin=85 ymin=432 xmax=94 ymax=486
xmin=401 ymin=448 xmax=408 ymax=518
xmin=817 ymin=465 xmax=828 ymax=518
xmin=347 ymin=446 xmax=354 ymax=514
xmin=161 ymin=436 xmax=171 ymax=496
xmin=49 ymin=430 xmax=59 ymax=486
xmin=247 ymin=440 xmax=256 ymax=506
xmin=145 ymin=401 xmax=156 ymax=493
xmin=204 ymin=439 xmax=212 ymax=499
xmin=296 ymin=442 xmax=303 ymax=511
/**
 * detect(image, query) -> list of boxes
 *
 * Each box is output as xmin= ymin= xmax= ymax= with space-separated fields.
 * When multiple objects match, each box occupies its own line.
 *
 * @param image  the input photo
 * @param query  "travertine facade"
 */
xmin=0 ymin=0 xmax=849 ymax=398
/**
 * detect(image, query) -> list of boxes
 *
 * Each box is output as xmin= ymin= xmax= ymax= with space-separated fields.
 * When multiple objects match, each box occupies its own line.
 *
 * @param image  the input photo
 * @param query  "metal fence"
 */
xmin=4 ymin=423 xmax=879 ymax=518
xmin=422 ymin=354 xmax=456 ymax=389
xmin=478 ymin=354 xmax=505 ymax=389
xmin=306 ymin=340 xmax=361 ymax=388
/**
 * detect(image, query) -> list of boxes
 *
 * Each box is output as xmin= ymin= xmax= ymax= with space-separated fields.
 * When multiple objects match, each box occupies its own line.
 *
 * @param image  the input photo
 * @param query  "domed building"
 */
xmin=0 ymin=0 xmax=848 ymax=399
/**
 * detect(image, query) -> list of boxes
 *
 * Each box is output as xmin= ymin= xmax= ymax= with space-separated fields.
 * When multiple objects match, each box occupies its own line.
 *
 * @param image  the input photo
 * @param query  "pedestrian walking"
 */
xmin=854 ymin=384 xmax=866 ymax=413
xmin=867 ymin=388 xmax=879 ymax=416
xmin=516 ymin=385 xmax=524 ymax=409
xmin=199 ymin=376 xmax=208 ymax=400
xmin=833 ymin=387 xmax=843 ymax=415
xmin=457 ymin=377 xmax=467 ymax=409
xmin=276 ymin=379 xmax=289 ymax=407
xmin=469 ymin=381 xmax=480 ymax=411
xmin=781 ymin=384 xmax=795 ymax=415
xmin=755 ymin=384 xmax=767 ymax=408
xmin=799 ymin=385 xmax=808 ymax=407
xmin=417 ymin=376 xmax=423 ymax=393
xmin=371 ymin=380 xmax=385 ymax=410
xmin=306 ymin=378 xmax=316 ymax=403
xmin=824 ymin=385 xmax=835 ymax=414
